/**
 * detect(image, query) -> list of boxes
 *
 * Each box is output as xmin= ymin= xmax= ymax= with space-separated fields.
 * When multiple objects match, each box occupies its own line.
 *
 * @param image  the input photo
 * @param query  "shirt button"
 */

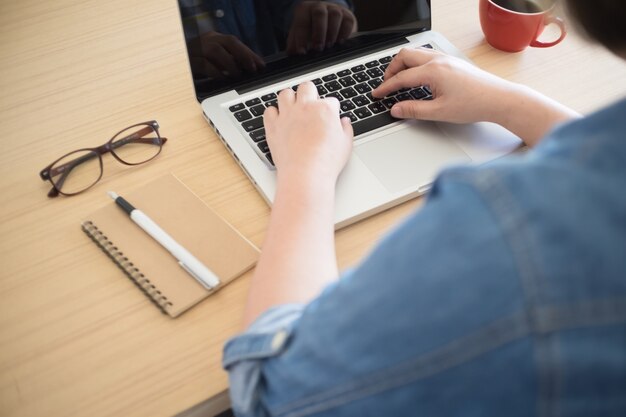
xmin=271 ymin=330 xmax=288 ymax=351
xmin=215 ymin=9 xmax=225 ymax=18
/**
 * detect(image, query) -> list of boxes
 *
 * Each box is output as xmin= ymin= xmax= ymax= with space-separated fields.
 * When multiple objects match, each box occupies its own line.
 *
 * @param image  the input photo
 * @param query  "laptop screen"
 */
xmin=178 ymin=0 xmax=432 ymax=100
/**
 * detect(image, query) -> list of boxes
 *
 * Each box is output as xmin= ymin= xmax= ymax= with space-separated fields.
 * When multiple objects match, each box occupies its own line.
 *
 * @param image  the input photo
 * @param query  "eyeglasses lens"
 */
xmin=111 ymin=124 xmax=163 ymax=165
xmin=49 ymin=150 xmax=102 ymax=195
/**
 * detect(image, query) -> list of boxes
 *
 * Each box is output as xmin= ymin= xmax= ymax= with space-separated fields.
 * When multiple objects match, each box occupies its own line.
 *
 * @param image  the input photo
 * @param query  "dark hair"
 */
xmin=565 ymin=0 xmax=626 ymax=51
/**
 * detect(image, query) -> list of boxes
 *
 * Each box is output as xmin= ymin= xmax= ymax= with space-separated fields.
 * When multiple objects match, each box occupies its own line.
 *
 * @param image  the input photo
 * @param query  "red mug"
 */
xmin=479 ymin=0 xmax=566 ymax=52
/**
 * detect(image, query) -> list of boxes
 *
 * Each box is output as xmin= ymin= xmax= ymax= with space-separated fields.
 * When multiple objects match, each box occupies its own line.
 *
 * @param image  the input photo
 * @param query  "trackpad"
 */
xmin=354 ymin=121 xmax=471 ymax=194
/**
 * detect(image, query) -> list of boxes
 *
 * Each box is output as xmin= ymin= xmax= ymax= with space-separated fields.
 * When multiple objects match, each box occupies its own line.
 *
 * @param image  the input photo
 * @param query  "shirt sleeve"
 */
xmin=223 ymin=304 xmax=305 ymax=416
xmin=222 ymin=166 xmax=530 ymax=417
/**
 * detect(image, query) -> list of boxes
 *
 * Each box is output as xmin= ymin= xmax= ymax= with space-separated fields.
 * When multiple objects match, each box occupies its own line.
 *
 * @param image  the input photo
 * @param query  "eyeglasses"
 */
xmin=39 ymin=121 xmax=168 ymax=197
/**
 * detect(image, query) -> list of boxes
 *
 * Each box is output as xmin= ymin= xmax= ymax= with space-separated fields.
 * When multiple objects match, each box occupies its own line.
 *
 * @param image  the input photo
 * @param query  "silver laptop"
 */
xmin=177 ymin=0 xmax=521 ymax=228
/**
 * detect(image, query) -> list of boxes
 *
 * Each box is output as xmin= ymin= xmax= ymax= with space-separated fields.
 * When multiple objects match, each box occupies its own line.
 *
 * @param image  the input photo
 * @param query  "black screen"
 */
xmin=178 ymin=0 xmax=431 ymax=100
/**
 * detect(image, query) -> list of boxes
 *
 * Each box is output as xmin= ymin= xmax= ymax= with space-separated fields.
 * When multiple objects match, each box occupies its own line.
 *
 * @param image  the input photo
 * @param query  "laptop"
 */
xmin=177 ymin=0 xmax=521 ymax=228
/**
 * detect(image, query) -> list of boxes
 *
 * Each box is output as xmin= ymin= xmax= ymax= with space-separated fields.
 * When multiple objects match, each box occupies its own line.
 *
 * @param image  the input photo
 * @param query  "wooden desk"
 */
xmin=1 ymin=0 xmax=624 ymax=416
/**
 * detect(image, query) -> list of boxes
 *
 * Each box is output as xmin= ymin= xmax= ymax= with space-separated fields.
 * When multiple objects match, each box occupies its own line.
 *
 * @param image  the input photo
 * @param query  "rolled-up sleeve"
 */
xmin=223 ymin=304 xmax=305 ymax=417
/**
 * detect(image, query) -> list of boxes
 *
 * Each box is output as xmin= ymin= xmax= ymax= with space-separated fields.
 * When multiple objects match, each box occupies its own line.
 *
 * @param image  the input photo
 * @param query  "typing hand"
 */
xmin=373 ymin=47 xmax=579 ymax=146
xmin=263 ymin=82 xmax=353 ymax=181
xmin=286 ymin=1 xmax=357 ymax=55
xmin=373 ymin=47 xmax=514 ymax=124
xmin=188 ymin=31 xmax=265 ymax=79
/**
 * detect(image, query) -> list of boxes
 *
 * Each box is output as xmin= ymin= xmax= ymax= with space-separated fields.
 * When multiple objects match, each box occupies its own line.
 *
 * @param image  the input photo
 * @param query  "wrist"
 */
xmin=489 ymin=83 xmax=579 ymax=147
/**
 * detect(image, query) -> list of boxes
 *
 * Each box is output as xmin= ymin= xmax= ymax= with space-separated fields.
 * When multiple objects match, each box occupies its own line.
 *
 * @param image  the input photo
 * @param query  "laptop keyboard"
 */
xmin=227 ymin=46 xmax=434 ymax=167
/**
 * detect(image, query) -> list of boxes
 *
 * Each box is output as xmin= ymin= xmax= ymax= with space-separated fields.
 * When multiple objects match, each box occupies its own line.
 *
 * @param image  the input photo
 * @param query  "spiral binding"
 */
xmin=82 ymin=221 xmax=173 ymax=314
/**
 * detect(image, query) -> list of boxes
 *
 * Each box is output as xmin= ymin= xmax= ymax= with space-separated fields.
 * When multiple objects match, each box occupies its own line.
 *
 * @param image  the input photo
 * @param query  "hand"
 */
xmin=187 ymin=31 xmax=265 ymax=79
xmin=373 ymin=47 xmax=513 ymax=124
xmin=263 ymin=82 xmax=353 ymax=182
xmin=286 ymin=1 xmax=357 ymax=55
xmin=372 ymin=47 xmax=580 ymax=145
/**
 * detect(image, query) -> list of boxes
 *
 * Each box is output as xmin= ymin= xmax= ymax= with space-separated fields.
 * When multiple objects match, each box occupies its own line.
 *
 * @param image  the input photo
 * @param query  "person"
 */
xmin=222 ymin=0 xmax=626 ymax=415
xmin=179 ymin=0 xmax=356 ymax=81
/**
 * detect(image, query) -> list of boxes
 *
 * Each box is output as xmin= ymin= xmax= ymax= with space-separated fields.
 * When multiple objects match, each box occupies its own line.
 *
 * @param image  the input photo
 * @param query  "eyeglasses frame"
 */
xmin=39 ymin=120 xmax=168 ymax=197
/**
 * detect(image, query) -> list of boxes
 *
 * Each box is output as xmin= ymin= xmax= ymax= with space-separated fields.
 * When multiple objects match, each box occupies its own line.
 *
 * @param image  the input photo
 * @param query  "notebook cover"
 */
xmin=82 ymin=174 xmax=259 ymax=317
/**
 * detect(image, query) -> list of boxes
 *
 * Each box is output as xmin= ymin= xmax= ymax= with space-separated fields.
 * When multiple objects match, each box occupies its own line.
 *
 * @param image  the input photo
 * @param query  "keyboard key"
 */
xmin=366 ymin=68 xmax=384 ymax=78
xmin=312 ymin=78 xmax=323 ymax=85
xmin=265 ymin=152 xmax=274 ymax=166
xmin=380 ymin=63 xmax=389 ymax=71
xmin=354 ymin=107 xmax=373 ymax=119
xmin=379 ymin=56 xmax=393 ymax=64
xmin=229 ymin=103 xmax=245 ymax=112
xmin=354 ymin=83 xmax=371 ymax=94
xmin=234 ymin=109 xmax=252 ymax=122
xmin=350 ymin=64 xmax=366 ymax=72
xmin=325 ymin=92 xmax=342 ymax=100
xmin=249 ymin=104 xmax=266 ymax=117
xmin=352 ymin=95 xmax=370 ymax=107
xmin=353 ymin=72 xmax=370 ymax=83
xmin=410 ymin=87 xmax=428 ymax=100
xmin=337 ymin=69 xmax=351 ymax=77
xmin=365 ymin=60 xmax=379 ymax=68
xmin=368 ymin=102 xmax=386 ymax=114
xmin=244 ymin=98 xmax=261 ymax=107
xmin=396 ymin=92 xmax=412 ymax=101
xmin=322 ymin=74 xmax=337 ymax=82
xmin=367 ymin=79 xmax=382 ymax=89
xmin=382 ymin=97 xmax=398 ymax=109
xmin=325 ymin=80 xmax=342 ymax=92
xmin=423 ymin=43 xmax=433 ymax=49
xmin=316 ymin=85 xmax=329 ymax=95
xmin=352 ymin=111 xmax=398 ymax=136
xmin=249 ymin=128 xmax=266 ymax=142
xmin=339 ymin=87 xmax=358 ymax=99
xmin=340 ymin=112 xmax=358 ymax=123
xmin=366 ymin=92 xmax=381 ymax=102
xmin=265 ymin=99 xmax=278 ymax=108
xmin=340 ymin=100 xmax=356 ymax=112
xmin=258 ymin=140 xmax=270 ymax=153
xmin=339 ymin=76 xmax=356 ymax=87
xmin=261 ymin=92 xmax=277 ymax=102
xmin=423 ymin=86 xmax=433 ymax=95
xmin=242 ymin=117 xmax=264 ymax=132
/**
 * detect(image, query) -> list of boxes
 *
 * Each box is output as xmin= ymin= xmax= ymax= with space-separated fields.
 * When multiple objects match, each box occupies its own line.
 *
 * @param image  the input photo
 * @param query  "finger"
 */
xmin=287 ymin=8 xmax=311 ymax=54
xmin=263 ymin=105 xmax=279 ymax=134
xmin=325 ymin=5 xmax=343 ymax=47
xmin=373 ymin=66 xmax=429 ymax=98
xmin=390 ymin=100 xmax=438 ymax=121
xmin=336 ymin=10 xmax=356 ymax=43
xmin=341 ymin=116 xmax=354 ymax=141
xmin=383 ymin=47 xmax=435 ymax=81
xmin=198 ymin=43 xmax=241 ymax=77
xmin=222 ymin=36 xmax=262 ymax=73
xmin=310 ymin=3 xmax=328 ymax=51
xmin=296 ymin=81 xmax=318 ymax=102
xmin=277 ymin=88 xmax=296 ymax=109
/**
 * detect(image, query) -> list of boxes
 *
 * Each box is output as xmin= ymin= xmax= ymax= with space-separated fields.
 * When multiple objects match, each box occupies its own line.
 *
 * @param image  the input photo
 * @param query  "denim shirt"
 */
xmin=223 ymin=98 xmax=626 ymax=417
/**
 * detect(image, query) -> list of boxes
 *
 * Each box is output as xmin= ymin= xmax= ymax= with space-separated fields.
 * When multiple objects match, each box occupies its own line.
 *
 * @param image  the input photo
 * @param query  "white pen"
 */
xmin=107 ymin=191 xmax=220 ymax=290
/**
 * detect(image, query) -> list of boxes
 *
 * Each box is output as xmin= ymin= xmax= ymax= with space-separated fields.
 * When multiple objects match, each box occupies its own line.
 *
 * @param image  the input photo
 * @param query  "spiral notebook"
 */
xmin=82 ymin=174 xmax=259 ymax=317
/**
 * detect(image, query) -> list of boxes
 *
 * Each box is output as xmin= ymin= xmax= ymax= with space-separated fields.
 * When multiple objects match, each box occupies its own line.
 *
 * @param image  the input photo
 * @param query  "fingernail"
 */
xmin=391 ymin=105 xmax=402 ymax=118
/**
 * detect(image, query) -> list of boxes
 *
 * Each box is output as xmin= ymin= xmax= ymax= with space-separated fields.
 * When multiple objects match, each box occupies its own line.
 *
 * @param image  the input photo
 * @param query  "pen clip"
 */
xmin=178 ymin=261 xmax=217 ymax=290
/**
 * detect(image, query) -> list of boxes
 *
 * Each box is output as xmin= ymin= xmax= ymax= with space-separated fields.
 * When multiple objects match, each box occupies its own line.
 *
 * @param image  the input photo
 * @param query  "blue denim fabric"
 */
xmin=223 ymin=98 xmax=626 ymax=417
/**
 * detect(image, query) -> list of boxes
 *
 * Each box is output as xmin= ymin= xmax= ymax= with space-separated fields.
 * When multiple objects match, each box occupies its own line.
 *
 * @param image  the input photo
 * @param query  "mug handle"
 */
xmin=530 ymin=16 xmax=567 ymax=48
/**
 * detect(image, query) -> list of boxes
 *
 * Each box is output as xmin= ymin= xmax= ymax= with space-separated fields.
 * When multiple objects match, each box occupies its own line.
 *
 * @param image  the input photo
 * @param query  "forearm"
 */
xmin=491 ymin=83 xmax=581 ymax=147
xmin=243 ymin=175 xmax=339 ymax=326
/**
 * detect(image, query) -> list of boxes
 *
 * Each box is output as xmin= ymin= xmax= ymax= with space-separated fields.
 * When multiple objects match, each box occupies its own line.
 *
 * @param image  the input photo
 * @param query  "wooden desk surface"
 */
xmin=1 ymin=0 xmax=624 ymax=416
